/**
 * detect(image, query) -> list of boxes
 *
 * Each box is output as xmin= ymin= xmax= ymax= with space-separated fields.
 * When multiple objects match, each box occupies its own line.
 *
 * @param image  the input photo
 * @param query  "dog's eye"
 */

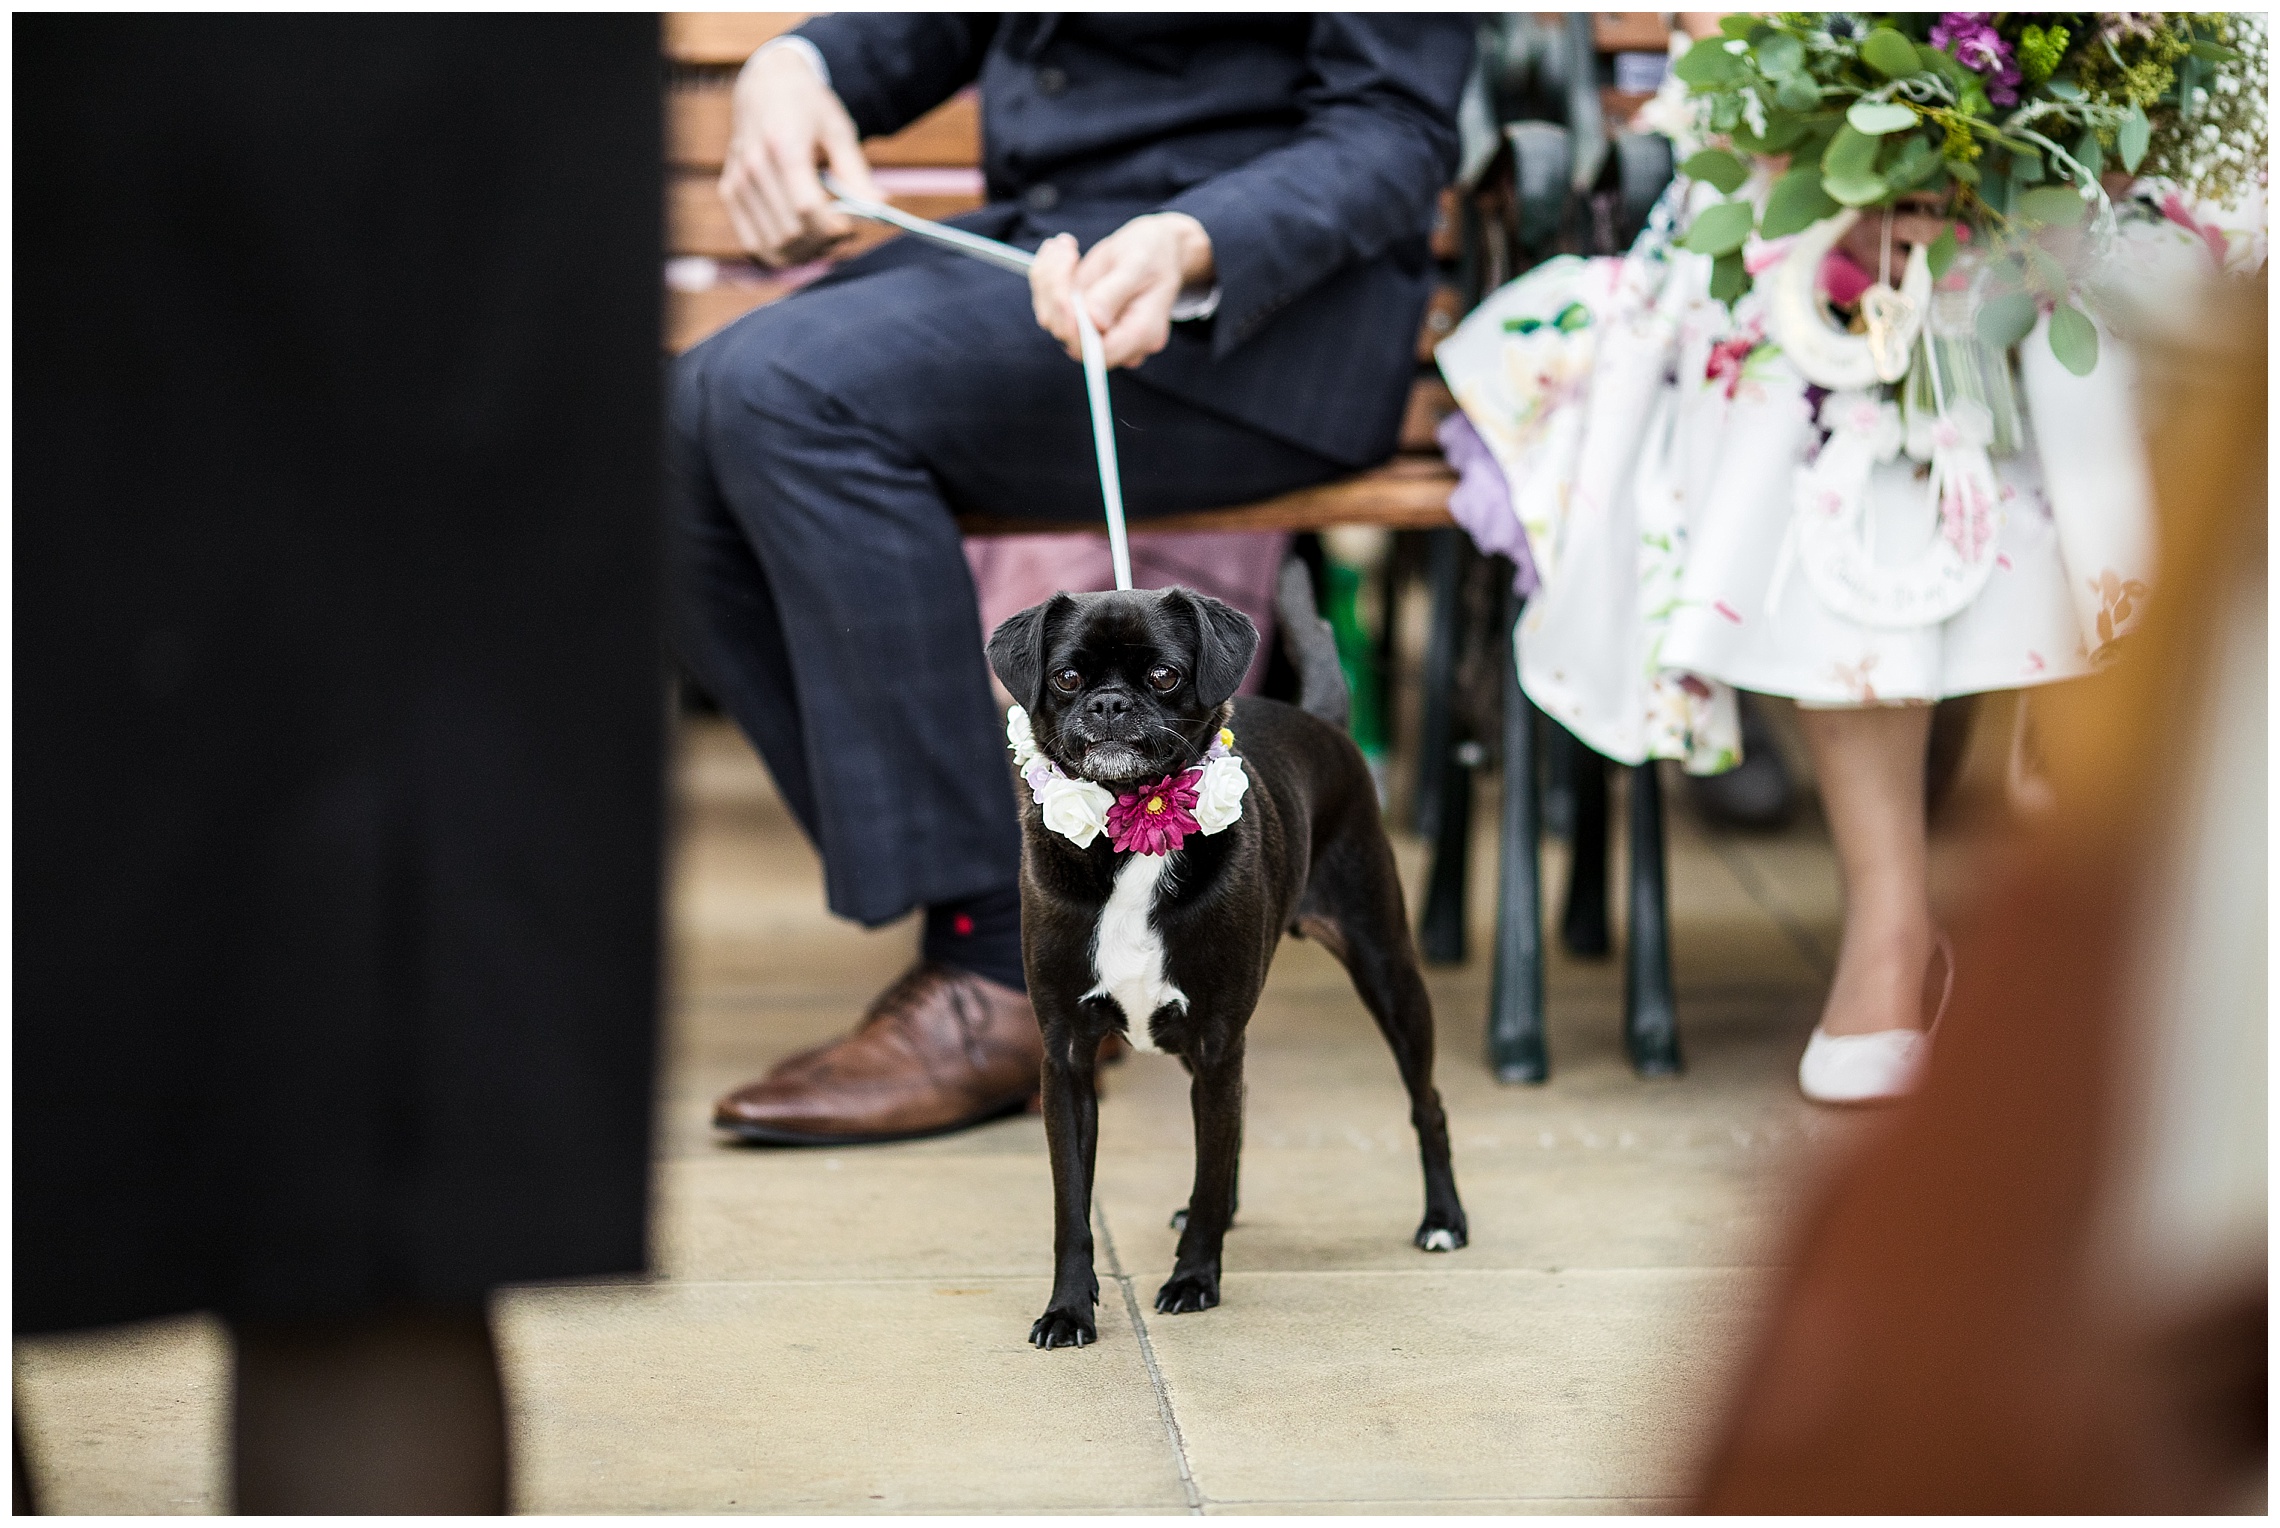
xmin=1051 ymin=668 xmax=1082 ymax=694
xmin=1147 ymin=665 xmax=1180 ymax=693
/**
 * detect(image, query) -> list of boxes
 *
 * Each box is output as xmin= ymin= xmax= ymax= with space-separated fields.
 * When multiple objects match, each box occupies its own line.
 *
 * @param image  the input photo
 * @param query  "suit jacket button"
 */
xmin=1026 ymin=183 xmax=1060 ymax=212
xmin=1037 ymin=64 xmax=1069 ymax=96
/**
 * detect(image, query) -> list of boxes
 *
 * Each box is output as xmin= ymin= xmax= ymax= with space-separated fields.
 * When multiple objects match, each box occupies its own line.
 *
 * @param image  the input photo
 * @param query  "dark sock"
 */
xmin=922 ymin=885 xmax=1026 ymax=993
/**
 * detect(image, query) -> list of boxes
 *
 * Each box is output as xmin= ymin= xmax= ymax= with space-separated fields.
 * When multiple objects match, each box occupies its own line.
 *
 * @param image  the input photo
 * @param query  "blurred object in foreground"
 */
xmin=14 ymin=15 xmax=665 ymax=1512
xmin=1694 ymin=281 xmax=2266 ymax=1512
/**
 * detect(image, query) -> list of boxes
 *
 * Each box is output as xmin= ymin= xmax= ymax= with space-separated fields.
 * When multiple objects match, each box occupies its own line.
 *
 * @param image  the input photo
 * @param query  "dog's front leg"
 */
xmin=1030 ymin=1012 xmax=1105 ymax=1349
xmin=1157 ymin=1042 xmax=1243 ymax=1315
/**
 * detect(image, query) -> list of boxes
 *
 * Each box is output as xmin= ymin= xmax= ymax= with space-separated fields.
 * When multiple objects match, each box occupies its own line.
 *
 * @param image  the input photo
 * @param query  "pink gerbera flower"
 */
xmin=1705 ymin=334 xmax=1759 ymax=400
xmin=1108 ymin=771 xmax=1202 ymax=856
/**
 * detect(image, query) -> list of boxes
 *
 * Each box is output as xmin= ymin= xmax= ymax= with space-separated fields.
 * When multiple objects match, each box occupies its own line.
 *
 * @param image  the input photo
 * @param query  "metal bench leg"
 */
xmin=1412 ymin=528 xmax=1464 ymax=841
xmin=1558 ymin=733 xmax=1611 ymax=957
xmin=1417 ymin=745 xmax=1472 ymax=965
xmin=1622 ymin=763 xmax=1682 ymax=1077
xmin=1487 ymin=591 xmax=1547 ymax=1083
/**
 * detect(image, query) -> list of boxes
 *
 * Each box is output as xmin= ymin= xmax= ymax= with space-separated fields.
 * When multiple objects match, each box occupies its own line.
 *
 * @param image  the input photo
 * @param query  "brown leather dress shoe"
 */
xmin=713 ymin=962 xmax=1044 ymax=1145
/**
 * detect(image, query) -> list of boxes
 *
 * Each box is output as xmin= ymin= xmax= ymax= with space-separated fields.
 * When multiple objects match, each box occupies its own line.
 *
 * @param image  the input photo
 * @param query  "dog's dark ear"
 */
xmin=988 ymin=595 xmax=1069 ymax=714
xmin=1169 ymin=588 xmax=1259 ymax=710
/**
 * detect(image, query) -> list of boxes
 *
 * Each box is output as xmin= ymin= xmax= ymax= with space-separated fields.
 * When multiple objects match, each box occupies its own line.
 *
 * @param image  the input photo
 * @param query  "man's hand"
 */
xmin=719 ymin=42 xmax=882 ymax=268
xmin=1029 ymin=214 xmax=1215 ymax=369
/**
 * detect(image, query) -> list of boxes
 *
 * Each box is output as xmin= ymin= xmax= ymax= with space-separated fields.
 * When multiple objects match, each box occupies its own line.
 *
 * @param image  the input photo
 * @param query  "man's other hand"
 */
xmin=1030 ymin=215 xmax=1216 ymax=369
xmin=720 ymin=42 xmax=882 ymax=268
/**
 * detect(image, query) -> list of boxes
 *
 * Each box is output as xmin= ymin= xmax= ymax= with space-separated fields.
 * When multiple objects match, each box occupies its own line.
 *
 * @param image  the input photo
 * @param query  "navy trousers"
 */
xmin=669 ymin=231 xmax=1346 ymax=927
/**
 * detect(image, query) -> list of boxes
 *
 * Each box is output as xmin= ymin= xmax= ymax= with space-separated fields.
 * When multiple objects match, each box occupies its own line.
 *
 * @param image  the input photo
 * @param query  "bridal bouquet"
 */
xmin=1667 ymin=12 xmax=2267 ymax=372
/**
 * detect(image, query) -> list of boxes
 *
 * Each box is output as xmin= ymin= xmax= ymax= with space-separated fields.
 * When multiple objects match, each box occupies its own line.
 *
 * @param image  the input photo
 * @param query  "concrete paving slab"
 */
xmin=496 ymin=1278 xmax=1190 ymax=1514
xmin=1142 ymin=1268 xmax=1767 ymax=1508
xmin=656 ymin=1152 xmax=1061 ymax=1282
xmin=1093 ymin=1139 xmax=1808 ymax=1283
xmin=13 ymin=1315 xmax=228 ymax=1516
xmin=1204 ymin=1497 xmax=1688 ymax=1514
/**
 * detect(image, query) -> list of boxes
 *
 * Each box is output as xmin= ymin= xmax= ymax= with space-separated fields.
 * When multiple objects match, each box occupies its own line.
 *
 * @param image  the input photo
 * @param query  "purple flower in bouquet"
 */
xmin=1931 ymin=12 xmax=2024 ymax=105
xmin=1108 ymin=772 xmax=1202 ymax=856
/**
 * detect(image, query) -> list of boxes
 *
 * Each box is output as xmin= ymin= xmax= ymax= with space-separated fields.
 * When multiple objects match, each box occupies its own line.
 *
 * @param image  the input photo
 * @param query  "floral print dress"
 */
xmin=1437 ymin=188 xmax=2159 ymax=771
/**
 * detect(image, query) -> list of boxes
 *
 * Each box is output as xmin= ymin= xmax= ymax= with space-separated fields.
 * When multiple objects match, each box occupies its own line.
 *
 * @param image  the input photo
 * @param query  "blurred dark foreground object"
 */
xmin=1695 ymin=289 xmax=2266 ymax=1512
xmin=14 ymin=15 xmax=663 ymax=1512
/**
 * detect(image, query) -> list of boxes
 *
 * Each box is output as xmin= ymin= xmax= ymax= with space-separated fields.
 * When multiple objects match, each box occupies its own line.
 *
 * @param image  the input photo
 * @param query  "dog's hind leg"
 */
xmin=1031 ymin=1004 xmax=1108 ymax=1349
xmin=1299 ymin=841 xmax=1469 ymax=1252
xmin=1157 ymin=1035 xmax=1245 ymax=1314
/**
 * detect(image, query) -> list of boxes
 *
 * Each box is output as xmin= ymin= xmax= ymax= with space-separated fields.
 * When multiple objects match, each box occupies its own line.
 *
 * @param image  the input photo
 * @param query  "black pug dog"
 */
xmin=988 ymin=581 xmax=1467 ymax=1351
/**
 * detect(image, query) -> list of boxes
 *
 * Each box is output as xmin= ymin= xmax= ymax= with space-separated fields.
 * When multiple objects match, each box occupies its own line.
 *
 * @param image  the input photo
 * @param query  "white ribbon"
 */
xmin=1074 ymin=303 xmax=1133 ymax=591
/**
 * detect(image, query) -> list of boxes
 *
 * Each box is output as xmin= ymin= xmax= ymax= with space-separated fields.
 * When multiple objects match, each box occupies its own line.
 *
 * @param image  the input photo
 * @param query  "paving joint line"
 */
xmin=1096 ymin=1199 xmax=1204 ymax=1515
xmin=1702 ymin=834 xmax=1834 ymax=979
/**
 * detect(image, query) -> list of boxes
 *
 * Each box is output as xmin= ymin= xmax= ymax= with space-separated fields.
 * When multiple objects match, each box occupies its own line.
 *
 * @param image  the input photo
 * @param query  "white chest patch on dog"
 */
xmin=1084 ymin=852 xmax=1187 ymax=1053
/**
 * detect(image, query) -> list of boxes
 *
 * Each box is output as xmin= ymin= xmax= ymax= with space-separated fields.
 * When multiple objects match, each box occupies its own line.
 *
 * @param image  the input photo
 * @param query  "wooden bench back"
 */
xmin=664 ymin=12 xmax=985 ymax=351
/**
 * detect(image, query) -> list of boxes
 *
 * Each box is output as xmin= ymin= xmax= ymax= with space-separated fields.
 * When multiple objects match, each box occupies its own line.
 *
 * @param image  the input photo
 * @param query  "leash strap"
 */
xmin=1072 ymin=304 xmax=1133 ymax=590
xmin=827 ymin=186 xmax=1134 ymax=590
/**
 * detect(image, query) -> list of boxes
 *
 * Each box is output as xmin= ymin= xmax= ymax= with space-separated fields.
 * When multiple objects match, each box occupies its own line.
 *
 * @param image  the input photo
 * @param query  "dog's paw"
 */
xmin=1029 ymin=1308 xmax=1097 ymax=1350
xmin=1414 ymin=1212 xmax=1468 ymax=1253
xmin=1168 ymin=1206 xmax=1188 ymax=1231
xmin=1154 ymin=1270 xmax=1220 ymax=1314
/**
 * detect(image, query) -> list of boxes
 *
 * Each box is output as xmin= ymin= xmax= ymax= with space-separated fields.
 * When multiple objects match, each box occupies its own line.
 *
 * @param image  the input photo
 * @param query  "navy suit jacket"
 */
xmin=795 ymin=12 xmax=1475 ymax=468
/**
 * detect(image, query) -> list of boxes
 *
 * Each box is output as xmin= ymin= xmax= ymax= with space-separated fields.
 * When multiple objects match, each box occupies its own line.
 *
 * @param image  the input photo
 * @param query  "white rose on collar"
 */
xmin=1037 ymin=772 xmax=1115 ymax=848
xmin=1006 ymin=704 xmax=1040 ymax=770
xmin=1192 ymin=753 xmax=1249 ymax=835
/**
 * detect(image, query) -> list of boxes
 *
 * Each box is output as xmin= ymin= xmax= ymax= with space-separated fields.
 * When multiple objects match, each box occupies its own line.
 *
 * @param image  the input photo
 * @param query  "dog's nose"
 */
xmin=1084 ymin=691 xmax=1132 ymax=727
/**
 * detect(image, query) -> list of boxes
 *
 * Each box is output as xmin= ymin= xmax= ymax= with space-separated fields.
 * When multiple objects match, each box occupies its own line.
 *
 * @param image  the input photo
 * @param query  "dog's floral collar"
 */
xmin=1006 ymin=704 xmax=1247 ymax=854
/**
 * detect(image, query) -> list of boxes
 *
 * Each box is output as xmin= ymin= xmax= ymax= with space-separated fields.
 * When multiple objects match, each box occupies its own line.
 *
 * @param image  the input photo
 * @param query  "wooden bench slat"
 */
xmin=1591 ymin=12 xmax=1672 ymax=52
xmin=668 ymin=83 xmax=980 ymax=171
xmin=955 ymin=455 xmax=1454 ymax=538
xmin=664 ymin=12 xmax=807 ymax=66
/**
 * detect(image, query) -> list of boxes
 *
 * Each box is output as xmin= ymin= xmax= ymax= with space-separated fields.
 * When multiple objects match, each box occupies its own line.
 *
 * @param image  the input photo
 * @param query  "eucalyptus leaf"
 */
xmin=1846 ymin=101 xmax=1918 ymax=136
xmin=1711 ymin=93 xmax=1743 ymax=130
xmin=2048 ymin=300 xmax=2100 ymax=375
xmin=1886 ymin=137 xmax=1940 ymax=189
xmin=1719 ymin=14 xmax=1757 ymax=39
xmin=1976 ymin=292 xmax=2039 ymax=351
xmin=1709 ymin=250 xmax=1749 ymax=303
xmin=1675 ymin=41 xmax=1748 ymax=87
xmin=1823 ymin=123 xmax=1880 ymax=179
xmin=2017 ymin=185 xmax=2087 ymax=226
xmin=1824 ymin=170 xmax=1890 ymax=208
xmin=1756 ymin=32 xmax=1804 ymax=78
xmin=1926 ymin=224 xmax=1959 ymax=280
xmin=2178 ymin=56 xmax=2204 ymax=117
xmin=2118 ymin=104 xmax=2151 ymax=172
xmin=1861 ymin=28 xmax=1921 ymax=79
xmin=2026 ymin=246 xmax=2072 ymax=293
xmin=1776 ymin=75 xmax=1821 ymax=112
xmin=1757 ymin=114 xmax=1811 ymax=151
xmin=1947 ymin=157 xmax=1981 ymax=185
xmin=2045 ymin=77 xmax=2083 ymax=101
xmin=1760 ymin=168 xmax=1842 ymax=237
xmin=2073 ymin=131 xmax=2104 ymax=178
xmin=1681 ymin=200 xmax=1756 ymax=258
xmin=1681 ymin=148 xmax=1750 ymax=195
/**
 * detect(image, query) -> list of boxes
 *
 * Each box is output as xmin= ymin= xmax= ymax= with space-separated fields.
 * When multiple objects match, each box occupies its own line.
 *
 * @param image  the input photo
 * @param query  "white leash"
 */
xmin=826 ymin=184 xmax=1134 ymax=590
